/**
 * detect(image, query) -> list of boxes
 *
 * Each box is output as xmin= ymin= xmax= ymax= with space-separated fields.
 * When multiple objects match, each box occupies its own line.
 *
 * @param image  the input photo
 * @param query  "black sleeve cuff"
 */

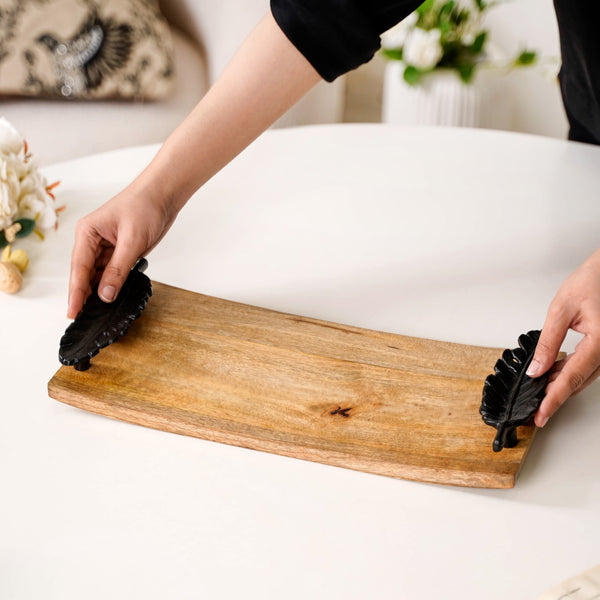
xmin=271 ymin=0 xmax=382 ymax=82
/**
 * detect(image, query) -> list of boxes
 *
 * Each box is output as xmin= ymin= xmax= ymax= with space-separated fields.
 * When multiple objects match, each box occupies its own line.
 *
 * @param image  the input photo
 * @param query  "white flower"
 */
xmin=16 ymin=193 xmax=45 ymax=221
xmin=459 ymin=12 xmax=483 ymax=46
xmin=36 ymin=203 xmax=57 ymax=230
xmin=0 ymin=117 xmax=25 ymax=155
xmin=381 ymin=13 xmax=418 ymax=49
xmin=403 ymin=28 xmax=443 ymax=70
xmin=0 ymin=157 xmax=21 ymax=230
xmin=19 ymin=169 xmax=46 ymax=198
xmin=455 ymin=0 xmax=476 ymax=11
xmin=0 ymin=118 xmax=59 ymax=234
xmin=539 ymin=58 xmax=561 ymax=81
xmin=18 ymin=192 xmax=57 ymax=230
xmin=17 ymin=166 xmax=57 ymax=231
xmin=461 ymin=24 xmax=477 ymax=46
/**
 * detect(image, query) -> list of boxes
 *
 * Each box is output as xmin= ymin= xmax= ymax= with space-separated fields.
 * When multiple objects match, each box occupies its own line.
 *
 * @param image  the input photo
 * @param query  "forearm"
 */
xmin=132 ymin=12 xmax=321 ymax=211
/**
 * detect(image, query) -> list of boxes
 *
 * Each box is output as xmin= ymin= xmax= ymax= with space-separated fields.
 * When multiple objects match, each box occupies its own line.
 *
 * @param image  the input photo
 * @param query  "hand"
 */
xmin=67 ymin=182 xmax=178 ymax=319
xmin=527 ymin=249 xmax=600 ymax=427
xmin=67 ymin=12 xmax=320 ymax=319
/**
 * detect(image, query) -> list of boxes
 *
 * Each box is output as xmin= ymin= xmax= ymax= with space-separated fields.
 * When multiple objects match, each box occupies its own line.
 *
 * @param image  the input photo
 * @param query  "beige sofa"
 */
xmin=0 ymin=0 xmax=344 ymax=165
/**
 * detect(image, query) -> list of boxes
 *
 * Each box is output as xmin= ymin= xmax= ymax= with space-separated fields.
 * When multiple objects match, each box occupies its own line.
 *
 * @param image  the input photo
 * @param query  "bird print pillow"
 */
xmin=0 ymin=0 xmax=174 ymax=100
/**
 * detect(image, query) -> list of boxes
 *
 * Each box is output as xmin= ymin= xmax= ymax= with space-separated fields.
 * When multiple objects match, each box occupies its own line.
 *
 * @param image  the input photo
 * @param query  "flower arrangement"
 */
xmin=381 ymin=0 xmax=538 ymax=85
xmin=0 ymin=117 xmax=63 ymax=293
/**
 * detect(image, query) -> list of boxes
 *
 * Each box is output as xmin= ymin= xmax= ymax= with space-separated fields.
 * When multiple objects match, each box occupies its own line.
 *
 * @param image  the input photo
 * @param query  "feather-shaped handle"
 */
xmin=59 ymin=259 xmax=152 ymax=371
xmin=480 ymin=330 xmax=549 ymax=452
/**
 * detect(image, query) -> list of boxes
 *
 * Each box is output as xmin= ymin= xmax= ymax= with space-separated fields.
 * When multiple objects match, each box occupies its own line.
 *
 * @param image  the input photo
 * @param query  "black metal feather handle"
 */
xmin=59 ymin=259 xmax=152 ymax=371
xmin=480 ymin=330 xmax=548 ymax=452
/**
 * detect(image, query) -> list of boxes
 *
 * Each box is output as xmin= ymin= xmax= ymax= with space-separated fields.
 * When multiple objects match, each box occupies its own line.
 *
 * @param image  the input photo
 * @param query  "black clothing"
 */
xmin=271 ymin=0 xmax=421 ymax=82
xmin=553 ymin=1 xmax=600 ymax=144
xmin=272 ymin=0 xmax=600 ymax=146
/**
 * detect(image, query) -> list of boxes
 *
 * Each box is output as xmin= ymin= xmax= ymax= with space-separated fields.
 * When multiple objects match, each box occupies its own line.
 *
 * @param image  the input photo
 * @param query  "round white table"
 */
xmin=2 ymin=124 xmax=599 ymax=599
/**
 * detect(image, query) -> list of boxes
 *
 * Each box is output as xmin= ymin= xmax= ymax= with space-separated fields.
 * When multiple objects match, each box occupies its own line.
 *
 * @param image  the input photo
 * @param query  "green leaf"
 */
xmin=455 ymin=9 xmax=470 ymax=25
xmin=458 ymin=64 xmax=475 ymax=83
xmin=381 ymin=48 xmax=403 ymax=61
xmin=0 ymin=231 xmax=7 ymax=249
xmin=416 ymin=0 xmax=434 ymax=16
xmin=471 ymin=31 xmax=487 ymax=54
xmin=14 ymin=218 xmax=36 ymax=238
xmin=439 ymin=1 xmax=454 ymax=19
xmin=403 ymin=65 xmax=422 ymax=86
xmin=516 ymin=50 xmax=537 ymax=65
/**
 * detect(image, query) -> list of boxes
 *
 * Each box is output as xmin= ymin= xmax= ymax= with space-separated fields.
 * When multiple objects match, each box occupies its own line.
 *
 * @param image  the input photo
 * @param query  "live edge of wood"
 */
xmin=48 ymin=281 xmax=538 ymax=489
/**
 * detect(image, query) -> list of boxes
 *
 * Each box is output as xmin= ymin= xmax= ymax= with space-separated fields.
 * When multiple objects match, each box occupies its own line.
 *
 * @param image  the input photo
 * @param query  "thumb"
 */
xmin=527 ymin=306 xmax=570 ymax=378
xmin=97 ymin=240 xmax=141 ymax=303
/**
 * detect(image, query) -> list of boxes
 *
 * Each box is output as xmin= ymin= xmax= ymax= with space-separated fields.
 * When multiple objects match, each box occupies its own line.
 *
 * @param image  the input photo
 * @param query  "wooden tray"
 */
xmin=48 ymin=281 xmax=537 ymax=488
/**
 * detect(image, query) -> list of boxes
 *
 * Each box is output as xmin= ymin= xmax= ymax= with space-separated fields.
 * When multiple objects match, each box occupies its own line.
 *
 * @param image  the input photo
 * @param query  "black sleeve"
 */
xmin=554 ymin=1 xmax=600 ymax=145
xmin=271 ymin=0 xmax=422 ymax=82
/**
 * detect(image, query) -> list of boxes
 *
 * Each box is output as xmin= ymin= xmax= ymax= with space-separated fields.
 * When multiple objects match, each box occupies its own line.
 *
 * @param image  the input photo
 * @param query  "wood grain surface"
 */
xmin=48 ymin=281 xmax=538 ymax=488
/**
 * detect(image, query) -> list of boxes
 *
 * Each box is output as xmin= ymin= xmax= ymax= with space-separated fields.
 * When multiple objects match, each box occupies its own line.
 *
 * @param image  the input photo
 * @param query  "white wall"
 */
xmin=485 ymin=0 xmax=568 ymax=139
xmin=160 ymin=0 xmax=345 ymax=127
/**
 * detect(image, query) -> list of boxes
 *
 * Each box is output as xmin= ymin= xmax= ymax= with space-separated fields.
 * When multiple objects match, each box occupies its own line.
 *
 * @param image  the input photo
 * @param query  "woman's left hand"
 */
xmin=527 ymin=247 xmax=600 ymax=427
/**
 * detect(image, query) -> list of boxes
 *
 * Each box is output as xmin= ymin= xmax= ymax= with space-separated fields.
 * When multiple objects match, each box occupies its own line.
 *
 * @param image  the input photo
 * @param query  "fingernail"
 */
xmin=100 ymin=285 xmax=116 ymax=302
xmin=526 ymin=360 xmax=542 ymax=377
xmin=538 ymin=415 xmax=549 ymax=428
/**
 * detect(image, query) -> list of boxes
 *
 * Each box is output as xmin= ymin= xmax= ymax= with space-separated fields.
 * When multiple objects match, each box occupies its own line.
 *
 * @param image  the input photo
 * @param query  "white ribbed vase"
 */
xmin=382 ymin=62 xmax=511 ymax=129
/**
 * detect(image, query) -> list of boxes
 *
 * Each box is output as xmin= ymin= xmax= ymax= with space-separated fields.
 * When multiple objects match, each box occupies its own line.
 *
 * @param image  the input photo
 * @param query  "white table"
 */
xmin=2 ymin=124 xmax=599 ymax=599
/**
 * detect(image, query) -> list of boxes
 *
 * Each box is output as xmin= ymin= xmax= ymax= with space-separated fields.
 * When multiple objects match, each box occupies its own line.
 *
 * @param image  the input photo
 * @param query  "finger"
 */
xmin=96 ymin=245 xmax=113 ymax=269
xmin=535 ymin=336 xmax=600 ymax=426
xmin=96 ymin=231 xmax=143 ymax=303
xmin=91 ymin=245 xmax=115 ymax=287
xmin=527 ymin=303 xmax=572 ymax=378
xmin=578 ymin=363 xmax=600 ymax=394
xmin=68 ymin=220 xmax=102 ymax=318
xmin=547 ymin=355 xmax=571 ymax=382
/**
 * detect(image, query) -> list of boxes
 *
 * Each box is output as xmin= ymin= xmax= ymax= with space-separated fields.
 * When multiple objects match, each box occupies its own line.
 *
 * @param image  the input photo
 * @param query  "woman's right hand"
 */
xmin=67 ymin=182 xmax=178 ymax=319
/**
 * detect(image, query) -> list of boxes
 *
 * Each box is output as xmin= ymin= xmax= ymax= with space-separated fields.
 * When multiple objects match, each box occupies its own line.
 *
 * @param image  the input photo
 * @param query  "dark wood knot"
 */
xmin=330 ymin=406 xmax=352 ymax=418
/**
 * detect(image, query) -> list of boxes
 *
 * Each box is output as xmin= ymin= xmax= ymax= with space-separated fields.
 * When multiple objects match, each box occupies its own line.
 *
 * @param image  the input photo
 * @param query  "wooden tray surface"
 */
xmin=48 ymin=281 xmax=537 ymax=488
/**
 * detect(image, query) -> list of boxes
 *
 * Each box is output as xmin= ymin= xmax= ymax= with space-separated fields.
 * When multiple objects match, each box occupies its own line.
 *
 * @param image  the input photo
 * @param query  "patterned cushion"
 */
xmin=0 ymin=0 xmax=174 ymax=100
